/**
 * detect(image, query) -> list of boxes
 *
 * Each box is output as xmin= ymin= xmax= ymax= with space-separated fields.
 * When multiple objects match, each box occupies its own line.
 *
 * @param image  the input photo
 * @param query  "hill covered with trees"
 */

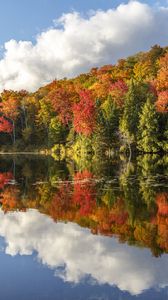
xmin=0 ymin=44 xmax=167 ymax=155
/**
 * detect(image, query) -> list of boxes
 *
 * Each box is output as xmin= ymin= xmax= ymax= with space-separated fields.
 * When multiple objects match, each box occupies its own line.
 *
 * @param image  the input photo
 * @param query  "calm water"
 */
xmin=0 ymin=154 xmax=167 ymax=300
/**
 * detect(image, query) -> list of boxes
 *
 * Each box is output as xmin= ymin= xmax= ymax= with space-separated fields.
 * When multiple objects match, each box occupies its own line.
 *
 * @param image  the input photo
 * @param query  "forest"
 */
xmin=0 ymin=44 xmax=167 ymax=155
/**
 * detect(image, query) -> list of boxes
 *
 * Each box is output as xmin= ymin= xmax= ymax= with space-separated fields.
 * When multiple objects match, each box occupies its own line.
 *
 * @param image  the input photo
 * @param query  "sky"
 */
xmin=0 ymin=0 xmax=168 ymax=91
xmin=0 ymin=0 xmax=163 ymax=44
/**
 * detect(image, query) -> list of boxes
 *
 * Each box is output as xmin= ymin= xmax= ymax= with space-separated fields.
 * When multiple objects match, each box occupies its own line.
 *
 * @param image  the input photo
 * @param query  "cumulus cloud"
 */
xmin=0 ymin=1 xmax=168 ymax=92
xmin=0 ymin=209 xmax=168 ymax=295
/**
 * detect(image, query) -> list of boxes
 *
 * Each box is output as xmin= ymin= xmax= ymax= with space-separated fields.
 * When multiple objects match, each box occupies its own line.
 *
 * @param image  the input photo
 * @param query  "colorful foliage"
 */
xmin=0 ymin=117 xmax=13 ymax=134
xmin=73 ymin=90 xmax=96 ymax=136
xmin=0 ymin=45 xmax=167 ymax=153
xmin=156 ymin=91 xmax=168 ymax=113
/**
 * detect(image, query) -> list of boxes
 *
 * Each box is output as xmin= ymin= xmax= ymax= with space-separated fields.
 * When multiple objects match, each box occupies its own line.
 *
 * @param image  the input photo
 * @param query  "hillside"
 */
xmin=0 ymin=44 xmax=167 ymax=155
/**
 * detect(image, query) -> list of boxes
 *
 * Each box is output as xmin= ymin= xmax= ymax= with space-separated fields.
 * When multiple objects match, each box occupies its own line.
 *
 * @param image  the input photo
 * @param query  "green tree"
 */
xmin=101 ymin=95 xmax=120 ymax=146
xmin=119 ymin=81 xmax=139 ymax=155
xmin=119 ymin=81 xmax=151 ymax=155
xmin=137 ymin=98 xmax=160 ymax=153
xmin=49 ymin=117 xmax=68 ymax=146
xmin=36 ymin=98 xmax=54 ymax=146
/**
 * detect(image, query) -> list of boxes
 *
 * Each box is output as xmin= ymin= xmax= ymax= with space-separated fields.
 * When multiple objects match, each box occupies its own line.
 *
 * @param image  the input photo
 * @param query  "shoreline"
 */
xmin=0 ymin=152 xmax=49 ymax=155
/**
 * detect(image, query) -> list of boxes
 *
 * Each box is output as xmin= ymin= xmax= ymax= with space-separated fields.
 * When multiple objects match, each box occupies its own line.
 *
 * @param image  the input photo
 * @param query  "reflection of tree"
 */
xmin=0 ymin=186 xmax=21 ymax=212
xmin=37 ymin=183 xmax=55 ymax=206
xmin=134 ymin=223 xmax=161 ymax=257
xmin=0 ymin=172 xmax=13 ymax=189
xmin=0 ymin=157 xmax=167 ymax=256
xmin=155 ymin=193 xmax=168 ymax=253
xmin=157 ymin=193 xmax=168 ymax=216
xmin=137 ymin=155 xmax=159 ymax=208
xmin=110 ymin=198 xmax=128 ymax=225
xmin=120 ymin=161 xmax=143 ymax=225
xmin=101 ymin=187 xmax=118 ymax=208
xmin=118 ymin=158 xmax=165 ymax=255
xmin=49 ymin=183 xmax=73 ymax=221
xmin=73 ymin=170 xmax=96 ymax=216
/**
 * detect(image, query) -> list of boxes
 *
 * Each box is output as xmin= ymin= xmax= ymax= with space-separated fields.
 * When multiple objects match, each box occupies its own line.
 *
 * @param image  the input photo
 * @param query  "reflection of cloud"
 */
xmin=0 ymin=209 xmax=168 ymax=295
xmin=0 ymin=1 xmax=168 ymax=91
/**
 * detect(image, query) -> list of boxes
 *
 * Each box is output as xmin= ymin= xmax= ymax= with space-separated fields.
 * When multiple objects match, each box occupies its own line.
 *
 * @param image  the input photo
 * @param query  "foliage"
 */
xmin=73 ymin=90 xmax=96 ymax=136
xmin=156 ymin=91 xmax=168 ymax=113
xmin=0 ymin=45 xmax=167 ymax=154
xmin=0 ymin=117 xmax=13 ymax=134
xmin=119 ymin=81 xmax=145 ymax=149
xmin=137 ymin=98 xmax=160 ymax=153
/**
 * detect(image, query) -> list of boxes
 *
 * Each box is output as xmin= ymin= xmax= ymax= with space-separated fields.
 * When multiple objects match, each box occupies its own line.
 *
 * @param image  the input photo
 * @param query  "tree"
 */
xmin=0 ymin=117 xmax=13 ymax=134
xmin=49 ymin=86 xmax=75 ymax=126
xmin=137 ymin=97 xmax=160 ymax=153
xmin=100 ymin=96 xmax=120 ymax=145
xmin=149 ymin=45 xmax=164 ymax=65
xmin=119 ymin=81 xmax=147 ymax=155
xmin=36 ymin=98 xmax=55 ymax=146
xmin=49 ymin=116 xmax=68 ymax=145
xmin=109 ymin=80 xmax=128 ymax=107
xmin=148 ymin=45 xmax=165 ymax=76
xmin=156 ymin=52 xmax=168 ymax=91
xmin=73 ymin=90 xmax=96 ymax=136
xmin=155 ymin=91 xmax=168 ymax=152
xmin=90 ymin=73 xmax=113 ymax=100
xmin=133 ymin=61 xmax=153 ymax=82
xmin=0 ymin=91 xmax=20 ymax=144
xmin=156 ymin=91 xmax=168 ymax=113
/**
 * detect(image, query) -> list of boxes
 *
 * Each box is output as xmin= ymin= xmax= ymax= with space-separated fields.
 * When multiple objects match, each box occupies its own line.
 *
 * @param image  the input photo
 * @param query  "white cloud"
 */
xmin=0 ymin=1 xmax=168 ymax=92
xmin=0 ymin=209 xmax=168 ymax=295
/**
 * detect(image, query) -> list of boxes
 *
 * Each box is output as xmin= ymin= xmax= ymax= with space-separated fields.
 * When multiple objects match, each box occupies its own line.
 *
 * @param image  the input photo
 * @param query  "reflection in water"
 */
xmin=0 ymin=209 xmax=168 ymax=296
xmin=0 ymin=154 xmax=167 ymax=298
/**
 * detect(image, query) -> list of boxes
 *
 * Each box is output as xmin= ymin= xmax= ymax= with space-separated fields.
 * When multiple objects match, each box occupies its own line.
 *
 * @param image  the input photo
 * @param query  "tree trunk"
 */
xmin=128 ymin=142 xmax=132 ymax=162
xmin=12 ymin=120 xmax=16 ymax=144
xmin=22 ymin=103 xmax=28 ymax=129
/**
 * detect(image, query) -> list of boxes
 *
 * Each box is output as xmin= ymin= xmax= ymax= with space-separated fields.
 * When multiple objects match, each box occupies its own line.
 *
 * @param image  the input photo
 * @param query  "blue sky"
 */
xmin=0 ymin=0 xmax=166 ymax=44
xmin=0 ymin=0 xmax=167 ymax=91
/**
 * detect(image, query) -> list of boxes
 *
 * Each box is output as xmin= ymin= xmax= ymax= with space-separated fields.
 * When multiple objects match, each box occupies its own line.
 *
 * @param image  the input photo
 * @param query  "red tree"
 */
xmin=109 ymin=80 xmax=128 ymax=107
xmin=49 ymin=88 xmax=73 ymax=125
xmin=0 ymin=91 xmax=20 ymax=143
xmin=156 ymin=91 xmax=168 ymax=113
xmin=73 ymin=90 xmax=96 ymax=136
xmin=0 ymin=117 xmax=13 ymax=134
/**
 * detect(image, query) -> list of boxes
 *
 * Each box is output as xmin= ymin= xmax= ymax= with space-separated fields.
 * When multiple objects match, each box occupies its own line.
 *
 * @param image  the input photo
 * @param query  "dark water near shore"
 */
xmin=0 ymin=154 xmax=167 ymax=300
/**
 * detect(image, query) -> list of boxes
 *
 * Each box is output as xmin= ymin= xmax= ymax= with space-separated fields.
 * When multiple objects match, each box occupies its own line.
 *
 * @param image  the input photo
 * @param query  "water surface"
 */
xmin=0 ymin=154 xmax=167 ymax=299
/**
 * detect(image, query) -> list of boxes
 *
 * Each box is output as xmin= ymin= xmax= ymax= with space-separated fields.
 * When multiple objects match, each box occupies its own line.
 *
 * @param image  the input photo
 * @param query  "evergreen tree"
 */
xmin=101 ymin=95 xmax=120 ymax=145
xmin=137 ymin=98 xmax=160 ymax=153
xmin=119 ymin=81 xmax=140 ymax=154
xmin=120 ymin=81 xmax=150 ymax=153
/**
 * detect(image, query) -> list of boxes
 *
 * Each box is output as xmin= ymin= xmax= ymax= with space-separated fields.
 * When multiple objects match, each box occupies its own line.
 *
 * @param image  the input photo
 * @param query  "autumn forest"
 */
xmin=0 ymin=44 xmax=167 ymax=156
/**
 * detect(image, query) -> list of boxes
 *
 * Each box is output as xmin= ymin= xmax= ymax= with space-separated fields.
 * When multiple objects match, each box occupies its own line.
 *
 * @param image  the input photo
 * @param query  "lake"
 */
xmin=0 ymin=154 xmax=167 ymax=300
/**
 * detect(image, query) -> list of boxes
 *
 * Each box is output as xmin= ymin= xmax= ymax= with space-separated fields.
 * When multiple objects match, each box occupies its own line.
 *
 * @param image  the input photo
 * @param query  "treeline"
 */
xmin=0 ymin=44 xmax=167 ymax=154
